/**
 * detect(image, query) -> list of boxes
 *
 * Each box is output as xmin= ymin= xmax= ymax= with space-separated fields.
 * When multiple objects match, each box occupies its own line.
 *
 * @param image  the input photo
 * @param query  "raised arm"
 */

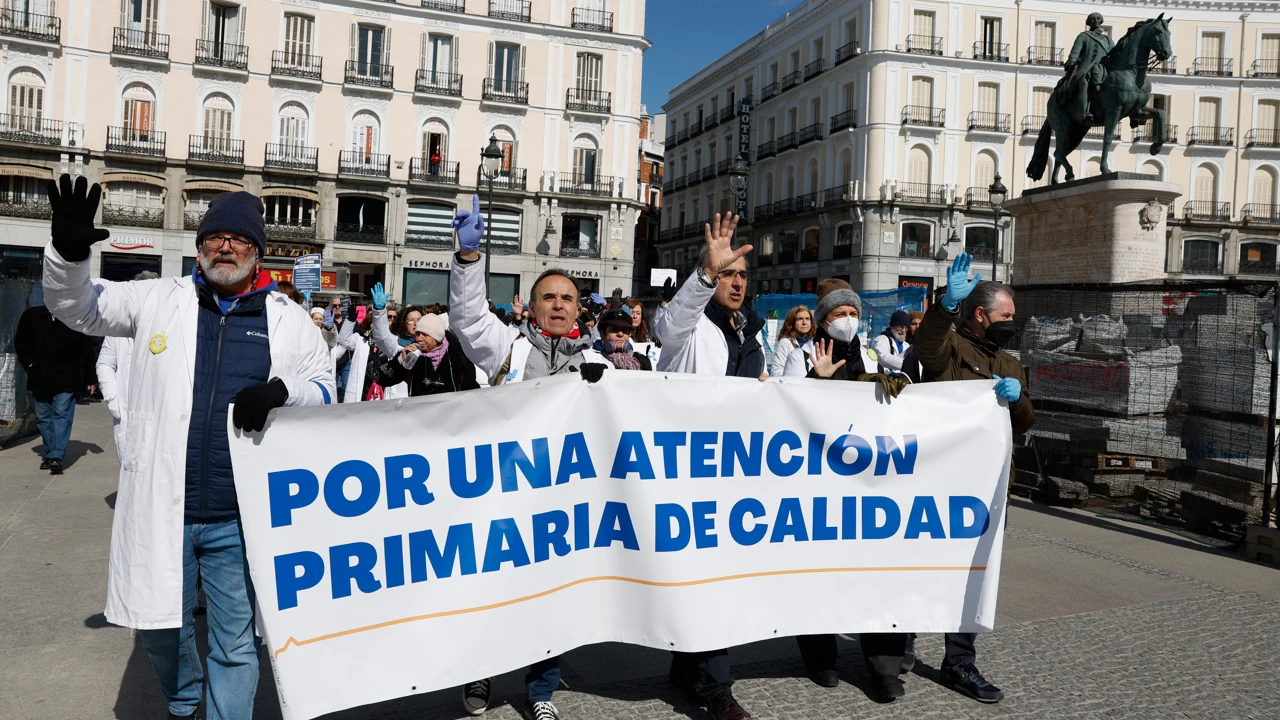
xmin=915 ymin=253 xmax=982 ymax=377
xmin=448 ymin=194 xmax=519 ymax=380
xmin=652 ymin=213 xmax=750 ymax=366
xmin=367 ymin=283 xmax=400 ymax=357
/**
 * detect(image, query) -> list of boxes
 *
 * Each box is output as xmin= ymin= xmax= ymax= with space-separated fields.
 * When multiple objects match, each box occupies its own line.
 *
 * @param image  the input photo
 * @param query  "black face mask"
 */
xmin=984 ymin=320 xmax=1017 ymax=348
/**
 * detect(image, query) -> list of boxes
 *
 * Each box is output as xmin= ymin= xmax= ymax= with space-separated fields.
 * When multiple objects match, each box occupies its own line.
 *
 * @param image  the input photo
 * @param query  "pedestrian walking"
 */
xmin=447 ymin=194 xmax=611 ymax=720
xmin=14 ymin=302 xmax=97 ymax=474
xmin=769 ymin=305 xmax=813 ymax=377
xmin=95 ymin=270 xmax=159 ymax=464
xmin=40 ymin=175 xmax=334 ymax=720
xmin=593 ymin=309 xmax=652 ymax=370
xmin=871 ymin=309 xmax=913 ymax=375
xmin=650 ymin=212 xmax=757 ymax=720
xmin=907 ymin=252 xmax=1036 ymax=704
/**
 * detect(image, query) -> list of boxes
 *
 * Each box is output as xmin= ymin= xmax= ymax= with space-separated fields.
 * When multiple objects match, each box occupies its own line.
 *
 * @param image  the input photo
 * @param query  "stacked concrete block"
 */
xmin=1024 ymin=346 xmax=1181 ymax=416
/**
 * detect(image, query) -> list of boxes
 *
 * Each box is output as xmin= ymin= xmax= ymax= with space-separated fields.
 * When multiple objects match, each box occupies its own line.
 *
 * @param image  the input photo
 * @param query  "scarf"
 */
xmin=704 ymin=301 xmax=767 ymax=378
xmin=597 ymin=339 xmax=641 ymax=370
xmin=881 ymin=328 xmax=905 ymax=355
xmin=518 ymin=320 xmax=594 ymax=379
xmin=424 ymin=335 xmax=450 ymax=369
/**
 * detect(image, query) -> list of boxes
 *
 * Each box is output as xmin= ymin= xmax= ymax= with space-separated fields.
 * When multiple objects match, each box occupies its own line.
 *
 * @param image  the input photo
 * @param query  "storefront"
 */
xmin=101 ymin=251 xmax=162 ymax=281
xmin=0 ymin=245 xmax=42 ymax=279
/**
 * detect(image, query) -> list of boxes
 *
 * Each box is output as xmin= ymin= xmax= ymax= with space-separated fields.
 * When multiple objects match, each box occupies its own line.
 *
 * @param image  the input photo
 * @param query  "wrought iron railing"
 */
xmin=477 ymin=167 xmax=528 ymax=191
xmin=830 ymin=109 xmax=856 ymax=132
xmin=704 ymin=111 xmax=720 ymax=130
xmin=1183 ymin=201 xmax=1232 ymax=221
xmin=415 ymin=69 xmax=463 ymax=96
xmin=682 ymin=222 xmax=700 ymax=238
xmin=773 ymin=198 xmax=798 ymax=217
xmin=1252 ymin=58 xmax=1279 ymax=78
xmin=483 ymin=77 xmax=529 ymax=104
xmin=966 ymin=187 xmax=991 ymax=207
xmin=571 ymin=7 xmax=613 ymax=32
xmin=777 ymin=131 xmax=799 ymax=152
xmin=804 ymin=58 xmax=825 ymax=80
xmin=106 ymin=126 xmax=166 ymax=156
xmin=968 ymin=111 xmax=1010 ymax=132
xmin=1190 ymin=57 xmax=1233 ymax=76
xmin=1181 ymin=258 xmax=1223 ymax=275
xmin=967 ymin=246 xmax=1001 ymax=264
xmin=421 ymin=0 xmax=466 ymax=12
xmin=264 ymin=143 xmax=318 ymax=172
xmin=272 ymin=50 xmax=321 ymax=80
xmin=899 ymin=241 xmax=934 ymax=259
xmin=798 ymin=123 xmax=823 ymax=145
xmin=183 ymin=210 xmax=203 ymax=231
xmin=687 ymin=169 xmax=702 ymax=187
xmin=189 ymin=135 xmax=244 ymax=164
xmin=0 ymin=114 xmax=63 ymax=146
xmin=973 ymin=41 xmax=1009 ymax=62
xmin=1149 ymin=55 xmax=1177 ymax=75
xmin=1245 ymin=129 xmax=1280 ymax=148
xmin=719 ymin=105 xmax=735 ymax=124
xmin=338 ymin=150 xmax=390 ymax=177
xmin=1026 ymin=45 xmax=1062 ymax=65
xmin=795 ymin=192 xmax=819 ymax=213
xmin=195 ymin=39 xmax=248 ymax=70
xmin=898 ymin=182 xmax=948 ymax=204
xmin=410 ymin=157 xmax=460 ymax=185
xmin=676 ymin=127 xmax=689 ymax=143
xmin=756 ymin=139 xmax=776 ymax=159
xmin=0 ymin=9 xmax=60 ymax=43
xmin=334 ymin=223 xmax=386 ymax=245
xmin=832 ymin=242 xmax=852 ymax=259
xmin=823 ymin=184 xmax=855 ymax=206
xmin=1132 ymin=120 xmax=1177 ymax=143
xmin=555 ymin=172 xmax=616 ymax=197
xmin=1022 ymin=115 xmax=1045 ymax=134
xmin=112 ymin=27 xmax=168 ymax=58
xmin=906 ymin=34 xmax=942 ymax=55
xmin=701 ymin=165 xmax=716 ymax=182
xmin=835 ymin=40 xmax=860 ymax=65
xmin=0 ymin=199 xmax=50 ymax=220
xmin=567 ymin=87 xmax=611 ymax=113
xmin=103 ymin=205 xmax=164 ymax=228
xmin=404 ymin=230 xmax=455 ymax=250
xmin=1243 ymin=204 xmax=1280 ymax=224
xmin=1237 ymin=258 xmax=1280 ymax=275
xmin=1187 ymin=126 xmax=1234 ymax=146
xmin=753 ymin=203 xmax=773 ymax=223
xmin=781 ymin=70 xmax=802 ymax=92
xmin=489 ymin=0 xmax=531 ymax=22
xmin=689 ymin=119 xmax=704 ymax=138
xmin=902 ymin=105 xmax=944 ymax=127
xmin=265 ymin=220 xmax=316 ymax=241
xmin=716 ymin=158 xmax=730 ymax=175
xmin=560 ymin=242 xmax=600 ymax=259
xmin=345 ymin=59 xmax=394 ymax=88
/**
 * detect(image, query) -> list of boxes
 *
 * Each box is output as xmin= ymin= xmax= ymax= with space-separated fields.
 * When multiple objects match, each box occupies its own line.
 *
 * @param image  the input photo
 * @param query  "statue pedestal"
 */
xmin=1005 ymin=173 xmax=1182 ymax=285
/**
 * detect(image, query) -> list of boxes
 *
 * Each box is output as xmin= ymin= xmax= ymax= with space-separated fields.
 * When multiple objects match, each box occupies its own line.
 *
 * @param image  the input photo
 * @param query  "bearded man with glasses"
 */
xmin=40 ymin=176 xmax=335 ymax=720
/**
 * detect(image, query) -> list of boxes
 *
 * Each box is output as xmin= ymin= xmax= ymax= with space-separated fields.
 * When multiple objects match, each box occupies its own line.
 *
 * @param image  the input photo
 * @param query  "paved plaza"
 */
xmin=1 ymin=403 xmax=1277 ymax=720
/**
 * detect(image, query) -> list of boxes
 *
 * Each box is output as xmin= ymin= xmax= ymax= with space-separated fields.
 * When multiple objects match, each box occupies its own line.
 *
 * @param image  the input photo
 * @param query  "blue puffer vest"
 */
xmin=184 ymin=272 xmax=276 ymax=521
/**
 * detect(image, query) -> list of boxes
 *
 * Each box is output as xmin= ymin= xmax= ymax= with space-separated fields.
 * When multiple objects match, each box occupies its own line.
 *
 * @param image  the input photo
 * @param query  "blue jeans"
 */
xmin=137 ymin=519 xmax=261 ymax=719
xmin=526 ymin=655 xmax=561 ymax=703
xmin=30 ymin=390 xmax=76 ymax=460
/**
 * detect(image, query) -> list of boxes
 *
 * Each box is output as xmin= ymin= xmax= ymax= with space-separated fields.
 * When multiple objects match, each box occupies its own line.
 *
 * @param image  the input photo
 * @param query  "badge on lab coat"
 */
xmin=149 ymin=334 xmax=167 ymax=354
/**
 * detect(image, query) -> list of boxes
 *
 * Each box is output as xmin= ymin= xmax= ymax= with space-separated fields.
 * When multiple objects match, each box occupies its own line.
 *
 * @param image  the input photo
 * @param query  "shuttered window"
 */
xmin=1254 ymin=168 xmax=1276 ymax=207
xmin=977 ymin=83 xmax=998 ymax=114
xmin=575 ymin=52 xmax=602 ymax=91
xmin=1032 ymin=87 xmax=1052 ymax=117
xmin=278 ymin=102 xmax=308 ymax=148
xmin=911 ymin=76 xmax=933 ymax=108
xmin=1199 ymin=97 xmax=1221 ymax=128
xmin=974 ymin=151 xmax=996 ymax=191
xmin=122 ymin=0 xmax=160 ymax=33
xmin=1263 ymin=35 xmax=1280 ymax=62
xmin=407 ymin=202 xmax=456 ymax=244
xmin=489 ymin=208 xmax=521 ymax=248
xmin=908 ymin=146 xmax=931 ymax=185
xmin=1034 ymin=21 xmax=1054 ymax=49
xmin=1200 ymin=32 xmax=1224 ymax=59
xmin=283 ymin=14 xmax=313 ymax=62
xmin=202 ymin=95 xmax=233 ymax=140
xmin=107 ymin=182 xmax=162 ymax=209
xmin=1258 ymin=100 xmax=1279 ymax=131
xmin=912 ymin=10 xmax=934 ymax=38
xmin=9 ymin=81 xmax=43 ymax=129
xmin=1194 ymin=165 xmax=1218 ymax=204
xmin=489 ymin=42 xmax=525 ymax=92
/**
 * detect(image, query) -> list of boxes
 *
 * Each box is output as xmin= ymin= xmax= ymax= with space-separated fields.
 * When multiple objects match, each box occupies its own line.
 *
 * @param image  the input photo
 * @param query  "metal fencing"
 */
xmin=1009 ymin=280 xmax=1279 ymax=544
xmin=0 ymin=278 xmax=39 ymax=445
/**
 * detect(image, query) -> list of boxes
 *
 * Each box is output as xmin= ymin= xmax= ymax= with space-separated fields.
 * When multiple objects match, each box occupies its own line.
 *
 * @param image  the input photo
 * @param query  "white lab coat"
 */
xmin=95 ymin=334 xmax=132 ymax=460
xmin=871 ymin=333 xmax=911 ymax=374
xmin=448 ymin=257 xmax=608 ymax=384
xmin=42 ymin=243 xmax=335 ymax=630
xmin=782 ymin=337 xmax=883 ymax=378
xmin=652 ymin=273 xmax=768 ymax=375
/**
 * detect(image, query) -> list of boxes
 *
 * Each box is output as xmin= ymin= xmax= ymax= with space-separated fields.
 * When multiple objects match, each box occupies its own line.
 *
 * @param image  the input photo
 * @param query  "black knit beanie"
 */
xmin=196 ymin=191 xmax=267 ymax=255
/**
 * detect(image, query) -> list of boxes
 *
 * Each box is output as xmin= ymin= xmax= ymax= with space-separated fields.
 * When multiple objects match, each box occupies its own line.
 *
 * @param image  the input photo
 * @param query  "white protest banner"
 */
xmin=230 ymin=374 xmax=1011 ymax=720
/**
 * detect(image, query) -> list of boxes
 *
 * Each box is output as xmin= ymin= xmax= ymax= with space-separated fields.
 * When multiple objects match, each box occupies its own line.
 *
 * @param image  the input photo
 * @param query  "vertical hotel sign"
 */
xmin=736 ymin=100 xmax=752 ymax=216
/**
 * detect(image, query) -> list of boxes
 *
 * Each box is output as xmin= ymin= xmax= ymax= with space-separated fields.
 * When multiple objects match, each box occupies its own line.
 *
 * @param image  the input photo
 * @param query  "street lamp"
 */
xmin=988 ymin=172 xmax=1008 ymax=280
xmin=728 ymin=157 xmax=749 ymax=219
xmin=480 ymin=135 xmax=505 ymax=292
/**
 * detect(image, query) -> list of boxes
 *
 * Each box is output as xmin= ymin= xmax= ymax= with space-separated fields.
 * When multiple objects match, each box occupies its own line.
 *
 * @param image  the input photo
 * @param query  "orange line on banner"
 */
xmin=272 ymin=565 xmax=986 ymax=659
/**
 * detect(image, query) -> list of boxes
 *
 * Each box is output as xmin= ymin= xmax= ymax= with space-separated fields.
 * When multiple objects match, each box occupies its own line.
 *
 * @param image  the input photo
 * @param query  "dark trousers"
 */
xmin=797 ymin=633 xmax=906 ymax=679
xmin=944 ymin=632 xmax=976 ymax=668
xmin=671 ymin=649 xmax=733 ymax=703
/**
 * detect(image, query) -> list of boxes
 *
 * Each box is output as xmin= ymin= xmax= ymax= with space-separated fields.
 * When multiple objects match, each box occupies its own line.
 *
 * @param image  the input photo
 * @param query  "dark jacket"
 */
xmin=913 ymin=301 xmax=1036 ymax=437
xmin=704 ymin=301 xmax=767 ymax=378
xmin=368 ymin=332 xmax=479 ymax=396
xmin=802 ymin=327 xmax=869 ymax=380
xmin=184 ymin=271 xmax=276 ymax=521
xmin=14 ymin=305 xmax=96 ymax=394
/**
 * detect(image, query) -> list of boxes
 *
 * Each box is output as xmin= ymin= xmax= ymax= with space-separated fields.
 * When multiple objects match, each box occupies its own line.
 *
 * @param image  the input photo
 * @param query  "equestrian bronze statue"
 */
xmin=1027 ymin=13 xmax=1173 ymax=185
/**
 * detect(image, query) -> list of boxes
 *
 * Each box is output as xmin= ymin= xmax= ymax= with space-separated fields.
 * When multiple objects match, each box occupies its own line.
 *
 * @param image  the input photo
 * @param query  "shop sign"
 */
xmin=407 ymin=259 xmax=451 ymax=269
xmin=109 ymin=236 xmax=156 ymax=251
xmin=267 ymin=268 xmax=337 ymax=290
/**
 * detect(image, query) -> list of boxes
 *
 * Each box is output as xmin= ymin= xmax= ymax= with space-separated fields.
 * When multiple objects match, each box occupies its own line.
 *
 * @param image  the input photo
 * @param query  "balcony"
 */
xmin=719 ymin=105 xmax=735 ymax=124
xmin=0 ymin=8 xmax=60 ymax=44
xmin=965 ymin=187 xmax=991 ymax=207
xmin=760 ymin=82 xmax=779 ymax=102
xmin=798 ymin=123 xmax=823 ymax=146
xmin=795 ymin=192 xmax=819 ymax=214
xmin=967 ymin=246 xmax=1001 ymax=264
xmin=1236 ymin=259 xmax=1280 ymax=276
xmin=701 ymin=165 xmax=716 ymax=182
xmin=0 ymin=198 xmax=50 ymax=220
xmin=183 ymin=210 xmax=203 ymax=231
xmin=773 ymin=198 xmax=798 ymax=218
xmin=973 ymin=41 xmax=1009 ymax=62
xmin=1182 ymin=258 xmax=1223 ymax=275
xmin=415 ymin=69 xmax=463 ymax=97
xmin=898 ymin=182 xmax=948 ymax=204
xmin=405 ymin=228 xmax=455 ymax=251
xmin=821 ymin=110 xmax=855 ymax=135
xmin=756 ymin=139 xmax=777 ymax=160
xmin=1086 ymin=124 xmax=1108 ymax=139
xmin=704 ymin=111 xmax=720 ymax=131
xmin=195 ymin=39 xmax=248 ymax=72
xmin=1190 ymin=57 xmax=1233 ymax=76
xmin=265 ymin=219 xmax=316 ymax=241
xmin=1183 ymin=201 xmax=1231 ymax=221
xmin=334 ymin=223 xmax=386 ymax=245
xmin=1252 ymin=59 xmax=1279 ymax=78
xmin=559 ymin=86 xmax=611 ymax=115
xmin=835 ymin=40 xmax=860 ymax=65
xmin=103 ymin=205 xmax=164 ymax=229
xmin=421 ymin=0 xmax=466 ymax=12
xmin=555 ymin=172 xmax=616 ymax=197
xmin=271 ymin=50 xmax=322 ymax=81
xmin=112 ymin=27 xmax=168 ymax=60
xmin=483 ymin=78 xmax=529 ymax=105
xmin=665 ymin=132 xmax=677 ymax=147
xmin=899 ymin=240 xmax=934 ymax=259
xmin=560 ymin=240 xmax=600 ymax=259
xmin=687 ymin=169 xmax=702 ymax=188
xmin=345 ymin=60 xmax=394 ymax=89
xmin=571 ymin=7 xmax=613 ymax=32
xmin=752 ymin=203 xmax=774 ymax=224
xmin=0 ymin=114 xmax=65 ymax=147
xmin=906 ymin=34 xmax=942 ymax=55
xmin=477 ymin=167 xmax=528 ymax=191
xmin=674 ymin=174 xmax=688 ymax=190
xmin=410 ymin=157 xmax=460 ymax=185
xmin=804 ymin=58 xmax=825 ymax=80
xmin=188 ymin=135 xmax=244 ymax=166
xmin=1132 ymin=120 xmax=1177 ymax=144
xmin=676 ymin=127 xmax=689 ymax=143
xmin=682 ymin=222 xmax=701 ymax=238
xmin=1026 ymin=45 xmax=1062 ymax=66
xmin=1150 ymin=55 xmax=1178 ymax=75
xmin=489 ymin=0 xmax=531 ymax=22
xmin=106 ymin=126 xmax=166 ymax=157
xmin=714 ymin=158 xmax=729 ymax=176
xmin=823 ymin=184 xmax=855 ymax=207
xmin=1187 ymin=126 xmax=1234 ymax=147
xmin=1243 ymin=204 xmax=1280 ymax=224
xmin=1245 ymin=129 xmax=1280 ymax=148
xmin=338 ymin=150 xmax=390 ymax=178
xmin=1022 ymin=115 xmax=1045 ymax=134
xmin=264 ymin=143 xmax=318 ymax=173
xmin=968 ymin=111 xmax=1011 ymax=133
xmin=902 ymin=105 xmax=945 ymax=127
xmin=781 ymin=70 xmax=802 ymax=92
xmin=777 ymin=131 xmax=799 ymax=153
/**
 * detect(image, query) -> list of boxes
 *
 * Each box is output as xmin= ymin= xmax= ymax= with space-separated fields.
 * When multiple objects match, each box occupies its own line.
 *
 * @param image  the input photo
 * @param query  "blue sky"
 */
xmin=641 ymin=0 xmax=805 ymax=114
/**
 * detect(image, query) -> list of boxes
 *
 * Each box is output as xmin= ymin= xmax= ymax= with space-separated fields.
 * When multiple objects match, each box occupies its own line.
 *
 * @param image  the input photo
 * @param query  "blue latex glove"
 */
xmin=370 ymin=282 xmax=388 ymax=310
xmin=992 ymin=375 xmax=1022 ymax=403
xmin=302 ymin=290 xmax=312 ymax=304
xmin=590 ymin=292 xmax=606 ymax=305
xmin=322 ymin=309 xmax=335 ymax=330
xmin=941 ymin=252 xmax=984 ymax=312
xmin=451 ymin=194 xmax=485 ymax=251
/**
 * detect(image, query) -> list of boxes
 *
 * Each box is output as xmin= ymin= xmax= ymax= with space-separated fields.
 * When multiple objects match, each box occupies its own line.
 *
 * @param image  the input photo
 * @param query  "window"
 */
xmin=977 ymin=82 xmax=999 ymax=114
xmin=912 ymin=10 xmax=935 ymax=38
xmin=912 ymin=76 xmax=934 ymax=108
xmin=123 ymin=0 xmax=160 ymax=34
xmin=809 ymin=97 xmax=821 ymax=124
xmin=572 ymin=135 xmax=598 ymax=180
xmin=336 ymin=196 xmax=386 ymax=239
xmin=488 ymin=207 xmax=521 ymax=250
xmin=844 ymin=18 xmax=857 ymax=45
xmin=767 ymin=62 xmax=778 ymax=84
xmin=8 ymin=70 xmax=43 ymax=132
xmin=980 ymin=17 xmax=1002 ymax=55
xmin=265 ymin=196 xmax=316 ymax=229
xmin=907 ymin=145 xmax=931 ymax=185
xmin=422 ymin=119 xmax=449 ymax=165
xmin=403 ymin=269 xmax=450 ymax=306
xmin=1258 ymin=100 xmax=1279 ymax=141
xmin=1141 ymin=160 xmax=1164 ymax=180
xmin=1241 ymin=242 xmax=1277 ymax=273
xmin=901 ymin=222 xmax=931 ymax=258
xmin=494 ymin=127 xmax=516 ymax=171
xmin=277 ymin=102 xmax=309 ymax=149
xmin=695 ymin=105 xmax=704 ymax=124
xmin=351 ymin=24 xmax=391 ymax=77
xmin=839 ymin=149 xmax=852 ymax=185
xmin=490 ymin=42 xmax=525 ymax=93
xmin=203 ymin=2 xmax=246 ymax=50
xmin=813 ymin=37 xmax=824 ymax=62
xmin=406 ymin=201 xmax=455 ymax=247
xmin=107 ymin=181 xmax=163 ymax=209
xmin=1253 ymin=167 xmax=1277 ymax=207
xmin=789 ymin=50 xmax=800 ymax=72
xmin=422 ymin=34 xmax=457 ymax=82
xmin=575 ymin=52 xmax=603 ymax=91
xmin=1195 ymin=164 xmax=1218 ymax=204
xmin=783 ymin=168 xmax=794 ymax=198
xmin=833 ymin=223 xmax=853 ymax=258
xmin=1032 ymin=86 xmax=1052 ymax=117
xmin=1201 ymin=32 xmax=1225 ymax=60
xmin=350 ymin=111 xmax=379 ymax=159
xmin=1033 ymin=21 xmax=1055 ymax=50
xmin=806 ymin=161 xmax=819 ymax=193
xmin=974 ymin=151 xmax=996 ymax=193
xmin=562 ymin=215 xmax=600 ymax=255
xmin=965 ymin=226 xmax=996 ymax=257
xmin=741 ymin=78 xmax=751 ymax=101
xmin=1183 ymin=239 xmax=1220 ymax=271
xmin=0 ymin=175 xmax=48 ymax=208
xmin=802 ymin=228 xmax=819 ymax=262
xmin=186 ymin=190 xmax=218 ymax=215
xmin=201 ymin=93 xmax=234 ymax=142
xmin=1199 ymin=97 xmax=1221 ymax=127
xmin=283 ymin=13 xmax=314 ymax=62
xmin=122 ymin=83 xmax=155 ymax=139
xmin=786 ymin=107 xmax=797 ymax=133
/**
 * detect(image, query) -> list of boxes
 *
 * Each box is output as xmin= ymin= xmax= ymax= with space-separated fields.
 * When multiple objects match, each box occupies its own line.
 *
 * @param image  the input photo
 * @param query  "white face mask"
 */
xmin=825 ymin=316 xmax=860 ymax=343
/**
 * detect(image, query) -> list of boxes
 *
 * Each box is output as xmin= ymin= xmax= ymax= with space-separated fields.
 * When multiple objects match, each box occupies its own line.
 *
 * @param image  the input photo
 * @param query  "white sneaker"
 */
xmin=461 ymin=678 xmax=492 ymax=715
xmin=524 ymin=700 xmax=562 ymax=720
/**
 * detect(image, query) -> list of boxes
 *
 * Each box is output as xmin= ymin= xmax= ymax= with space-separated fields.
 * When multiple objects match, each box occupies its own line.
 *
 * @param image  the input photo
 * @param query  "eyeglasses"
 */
xmin=201 ymin=234 xmax=254 ymax=252
xmin=717 ymin=269 xmax=749 ymax=281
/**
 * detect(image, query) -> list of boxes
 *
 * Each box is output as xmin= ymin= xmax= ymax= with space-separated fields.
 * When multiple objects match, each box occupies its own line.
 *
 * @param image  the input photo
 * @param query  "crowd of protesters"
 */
xmin=27 ymin=177 xmax=1029 ymax=720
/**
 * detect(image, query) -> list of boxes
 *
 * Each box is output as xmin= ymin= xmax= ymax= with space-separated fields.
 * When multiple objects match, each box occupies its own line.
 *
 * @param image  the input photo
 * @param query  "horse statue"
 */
xmin=1027 ymin=15 xmax=1173 ymax=185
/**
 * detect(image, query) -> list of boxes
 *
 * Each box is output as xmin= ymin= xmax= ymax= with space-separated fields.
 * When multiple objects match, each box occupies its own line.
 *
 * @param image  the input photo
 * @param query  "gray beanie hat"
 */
xmin=815 ymin=288 xmax=862 ymax=325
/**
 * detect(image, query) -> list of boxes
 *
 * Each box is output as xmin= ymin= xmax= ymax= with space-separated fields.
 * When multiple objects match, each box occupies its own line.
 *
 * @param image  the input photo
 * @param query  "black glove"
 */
xmin=232 ymin=378 xmax=289 ymax=432
xmin=661 ymin=277 xmax=676 ymax=302
xmin=339 ymin=296 xmax=352 ymax=322
xmin=857 ymin=373 xmax=909 ymax=399
xmin=47 ymin=174 xmax=110 ymax=263
xmin=580 ymin=363 xmax=607 ymax=384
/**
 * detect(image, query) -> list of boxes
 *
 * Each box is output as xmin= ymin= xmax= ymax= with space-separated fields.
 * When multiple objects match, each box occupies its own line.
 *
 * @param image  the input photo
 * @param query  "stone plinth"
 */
xmin=1005 ymin=173 xmax=1182 ymax=285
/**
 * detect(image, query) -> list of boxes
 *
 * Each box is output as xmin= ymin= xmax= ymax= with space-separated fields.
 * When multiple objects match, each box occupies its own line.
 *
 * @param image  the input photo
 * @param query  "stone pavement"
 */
xmin=1 ymin=403 xmax=1278 ymax=720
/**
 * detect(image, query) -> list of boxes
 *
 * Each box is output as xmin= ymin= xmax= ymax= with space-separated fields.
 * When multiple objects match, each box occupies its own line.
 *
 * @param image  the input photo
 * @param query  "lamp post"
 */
xmin=727 ymin=157 xmax=749 ymax=219
xmin=987 ymin=172 xmax=1008 ymax=281
xmin=480 ymin=135 xmax=504 ymax=293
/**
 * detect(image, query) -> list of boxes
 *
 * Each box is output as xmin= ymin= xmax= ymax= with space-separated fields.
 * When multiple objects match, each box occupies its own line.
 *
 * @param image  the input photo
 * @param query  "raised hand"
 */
xmin=701 ymin=213 xmax=752 ymax=277
xmin=370 ymin=282 xmax=388 ymax=310
xmin=511 ymin=294 xmax=524 ymax=317
xmin=47 ymin=174 xmax=110 ymax=263
xmin=812 ymin=338 xmax=846 ymax=378
xmin=941 ymin=252 xmax=984 ymax=312
xmin=322 ymin=309 xmax=335 ymax=330
xmin=452 ymin=194 xmax=485 ymax=252
xmin=661 ymin=277 xmax=676 ymax=303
